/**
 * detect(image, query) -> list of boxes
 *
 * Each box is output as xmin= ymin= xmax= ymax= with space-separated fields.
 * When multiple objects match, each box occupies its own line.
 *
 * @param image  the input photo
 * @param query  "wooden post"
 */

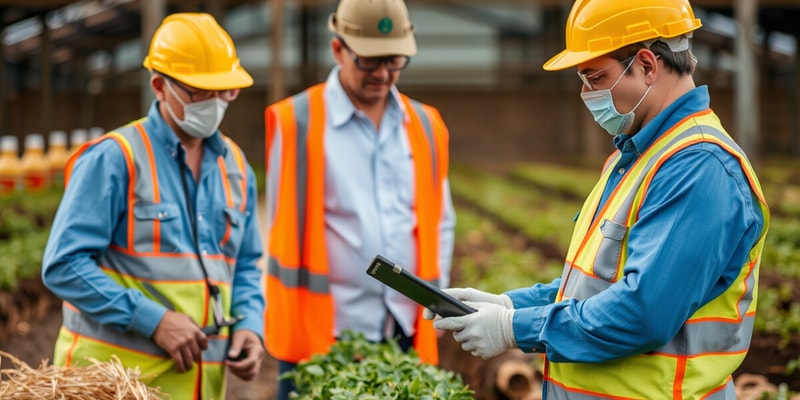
xmin=141 ymin=0 xmax=166 ymax=115
xmin=793 ymin=37 xmax=800 ymax=155
xmin=269 ymin=0 xmax=286 ymax=105
xmin=734 ymin=0 xmax=759 ymax=161
xmin=40 ymin=14 xmax=52 ymax=135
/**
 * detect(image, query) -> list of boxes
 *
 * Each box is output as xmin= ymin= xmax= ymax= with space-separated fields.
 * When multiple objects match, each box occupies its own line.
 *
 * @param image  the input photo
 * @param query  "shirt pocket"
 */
xmin=217 ymin=207 xmax=247 ymax=259
xmin=133 ymin=202 xmax=183 ymax=252
xmin=595 ymin=219 xmax=628 ymax=281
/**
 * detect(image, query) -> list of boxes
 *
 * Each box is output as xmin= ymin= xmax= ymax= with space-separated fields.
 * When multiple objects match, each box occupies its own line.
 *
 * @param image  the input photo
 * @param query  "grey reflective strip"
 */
xmin=408 ymin=100 xmax=439 ymax=184
xmin=267 ymin=256 xmax=329 ymax=294
xmin=656 ymin=315 xmax=754 ymax=355
xmin=63 ymin=304 xmax=229 ymax=362
xmin=221 ymin=140 xmax=246 ymax=208
xmin=544 ymin=383 xmax=600 ymax=400
xmin=740 ymin=262 xmax=756 ymax=315
xmin=63 ymin=305 xmax=165 ymax=356
xmin=101 ymin=245 xmax=233 ymax=283
xmin=560 ymin=262 xmax=611 ymax=300
xmin=114 ymin=125 xmax=158 ymax=253
xmin=544 ymin=378 xmax=735 ymax=399
xmin=293 ymin=91 xmax=310 ymax=271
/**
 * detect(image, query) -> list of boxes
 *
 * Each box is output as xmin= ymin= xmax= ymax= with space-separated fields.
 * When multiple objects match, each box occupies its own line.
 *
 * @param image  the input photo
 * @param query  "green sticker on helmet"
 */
xmin=378 ymin=17 xmax=393 ymax=34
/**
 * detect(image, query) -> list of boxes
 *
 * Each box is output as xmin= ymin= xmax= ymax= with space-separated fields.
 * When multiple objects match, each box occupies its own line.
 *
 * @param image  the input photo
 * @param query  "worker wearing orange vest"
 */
xmin=430 ymin=0 xmax=769 ymax=398
xmin=42 ymin=13 xmax=265 ymax=399
xmin=264 ymin=0 xmax=456 ymax=398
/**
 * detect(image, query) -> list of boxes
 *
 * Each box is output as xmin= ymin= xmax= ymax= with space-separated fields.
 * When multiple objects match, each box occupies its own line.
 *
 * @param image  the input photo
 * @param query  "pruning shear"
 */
xmin=202 ymin=283 xmax=243 ymax=335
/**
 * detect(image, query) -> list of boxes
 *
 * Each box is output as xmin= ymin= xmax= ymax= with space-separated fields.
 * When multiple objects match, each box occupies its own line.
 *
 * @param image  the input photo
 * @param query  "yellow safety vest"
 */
xmin=53 ymin=121 xmax=249 ymax=399
xmin=546 ymin=110 xmax=769 ymax=399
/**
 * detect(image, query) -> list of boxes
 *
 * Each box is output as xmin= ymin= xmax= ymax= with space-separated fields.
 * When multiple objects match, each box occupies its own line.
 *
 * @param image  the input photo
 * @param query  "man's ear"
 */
xmin=151 ymin=74 xmax=166 ymax=102
xmin=638 ymin=49 xmax=659 ymax=84
xmin=331 ymin=37 xmax=344 ymax=66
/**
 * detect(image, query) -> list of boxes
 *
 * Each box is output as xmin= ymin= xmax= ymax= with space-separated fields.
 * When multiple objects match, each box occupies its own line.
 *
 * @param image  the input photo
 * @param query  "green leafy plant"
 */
xmin=281 ymin=331 xmax=474 ymax=399
xmin=0 ymin=189 xmax=62 ymax=289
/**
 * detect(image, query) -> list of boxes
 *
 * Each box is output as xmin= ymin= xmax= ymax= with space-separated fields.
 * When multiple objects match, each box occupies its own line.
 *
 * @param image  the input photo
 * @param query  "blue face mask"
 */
xmin=580 ymin=58 xmax=652 ymax=136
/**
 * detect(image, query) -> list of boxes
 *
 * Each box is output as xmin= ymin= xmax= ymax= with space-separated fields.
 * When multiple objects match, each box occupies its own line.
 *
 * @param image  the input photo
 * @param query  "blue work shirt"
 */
xmin=42 ymin=101 xmax=264 ymax=339
xmin=506 ymin=86 xmax=765 ymax=361
xmin=266 ymin=67 xmax=456 ymax=342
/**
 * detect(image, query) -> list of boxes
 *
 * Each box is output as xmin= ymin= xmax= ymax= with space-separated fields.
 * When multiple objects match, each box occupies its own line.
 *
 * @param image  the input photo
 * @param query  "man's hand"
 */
xmin=152 ymin=310 xmax=208 ymax=373
xmin=423 ymin=288 xmax=513 ymax=320
xmin=225 ymin=329 xmax=265 ymax=381
xmin=433 ymin=301 xmax=516 ymax=359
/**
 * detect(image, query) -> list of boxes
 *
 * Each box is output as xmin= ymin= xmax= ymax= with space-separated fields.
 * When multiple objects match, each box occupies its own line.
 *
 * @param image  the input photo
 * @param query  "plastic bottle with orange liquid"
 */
xmin=69 ymin=128 xmax=88 ymax=156
xmin=20 ymin=133 xmax=50 ymax=193
xmin=0 ymin=135 xmax=22 ymax=196
xmin=47 ymin=130 xmax=69 ymax=189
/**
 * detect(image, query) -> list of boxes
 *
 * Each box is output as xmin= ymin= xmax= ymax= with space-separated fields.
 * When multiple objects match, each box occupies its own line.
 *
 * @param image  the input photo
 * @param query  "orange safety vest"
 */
xmin=54 ymin=121 xmax=249 ymax=399
xmin=263 ymin=83 xmax=449 ymax=364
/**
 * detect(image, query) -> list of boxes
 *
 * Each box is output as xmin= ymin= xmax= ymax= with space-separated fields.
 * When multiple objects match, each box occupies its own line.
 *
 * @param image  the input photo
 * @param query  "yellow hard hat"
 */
xmin=543 ymin=0 xmax=702 ymax=71
xmin=143 ymin=13 xmax=253 ymax=90
xmin=328 ymin=0 xmax=417 ymax=57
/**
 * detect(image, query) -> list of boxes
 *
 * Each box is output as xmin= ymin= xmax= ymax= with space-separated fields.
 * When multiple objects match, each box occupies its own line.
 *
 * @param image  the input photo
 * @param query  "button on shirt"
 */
xmin=505 ymin=86 xmax=765 ymax=360
xmin=320 ymin=68 xmax=455 ymax=342
xmin=42 ymin=102 xmax=265 ymax=338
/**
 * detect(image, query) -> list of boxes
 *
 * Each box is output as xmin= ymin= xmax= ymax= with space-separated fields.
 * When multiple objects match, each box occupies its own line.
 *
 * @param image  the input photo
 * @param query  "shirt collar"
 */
xmin=142 ymin=101 xmax=227 ymax=157
xmin=614 ymin=85 xmax=711 ymax=153
xmin=325 ymin=66 xmax=407 ymax=129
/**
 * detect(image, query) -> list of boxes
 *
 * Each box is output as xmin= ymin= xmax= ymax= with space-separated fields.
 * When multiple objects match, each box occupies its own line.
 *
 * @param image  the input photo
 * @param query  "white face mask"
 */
xmin=580 ymin=58 xmax=652 ymax=136
xmin=164 ymin=80 xmax=228 ymax=139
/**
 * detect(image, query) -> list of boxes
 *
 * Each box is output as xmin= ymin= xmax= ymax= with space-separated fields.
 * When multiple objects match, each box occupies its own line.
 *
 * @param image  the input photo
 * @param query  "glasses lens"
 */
xmin=386 ymin=56 xmax=410 ymax=71
xmin=577 ymin=70 xmax=593 ymax=90
xmin=356 ymin=57 xmax=380 ymax=71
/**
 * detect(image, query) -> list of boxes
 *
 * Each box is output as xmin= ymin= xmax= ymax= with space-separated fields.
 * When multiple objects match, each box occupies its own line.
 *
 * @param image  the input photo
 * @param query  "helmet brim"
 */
xmin=168 ymin=67 xmax=254 ymax=90
xmin=543 ymin=48 xmax=604 ymax=71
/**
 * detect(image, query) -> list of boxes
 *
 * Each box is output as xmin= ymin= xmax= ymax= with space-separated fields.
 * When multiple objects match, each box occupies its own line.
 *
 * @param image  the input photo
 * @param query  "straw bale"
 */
xmin=0 ymin=351 xmax=168 ymax=399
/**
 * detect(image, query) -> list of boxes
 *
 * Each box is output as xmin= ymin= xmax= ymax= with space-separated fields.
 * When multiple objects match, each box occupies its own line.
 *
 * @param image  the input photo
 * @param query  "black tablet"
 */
xmin=366 ymin=254 xmax=476 ymax=317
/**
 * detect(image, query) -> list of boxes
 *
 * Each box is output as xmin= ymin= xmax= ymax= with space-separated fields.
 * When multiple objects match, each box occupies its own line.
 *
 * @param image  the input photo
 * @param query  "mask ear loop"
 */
xmin=609 ymin=56 xmax=638 ymax=92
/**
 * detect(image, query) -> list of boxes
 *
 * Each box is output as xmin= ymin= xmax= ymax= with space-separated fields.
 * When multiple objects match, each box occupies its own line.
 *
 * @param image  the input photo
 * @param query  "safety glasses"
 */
xmin=577 ymin=56 xmax=636 ymax=91
xmin=338 ymin=37 xmax=411 ymax=72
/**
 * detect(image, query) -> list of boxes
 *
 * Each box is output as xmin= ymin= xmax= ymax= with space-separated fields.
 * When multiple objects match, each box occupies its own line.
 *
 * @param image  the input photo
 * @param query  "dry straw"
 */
xmin=0 ymin=351 xmax=167 ymax=399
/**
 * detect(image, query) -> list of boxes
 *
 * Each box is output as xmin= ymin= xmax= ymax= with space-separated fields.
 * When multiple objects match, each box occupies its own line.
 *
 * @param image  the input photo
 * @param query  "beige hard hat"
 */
xmin=328 ymin=0 xmax=417 ymax=57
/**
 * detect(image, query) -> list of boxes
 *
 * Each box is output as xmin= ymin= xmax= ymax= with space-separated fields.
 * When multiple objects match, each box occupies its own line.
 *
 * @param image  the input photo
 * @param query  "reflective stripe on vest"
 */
xmin=546 ymin=110 xmax=769 ymax=399
xmin=55 ymin=121 xmax=248 ymax=400
xmin=264 ymin=84 xmax=448 ymax=364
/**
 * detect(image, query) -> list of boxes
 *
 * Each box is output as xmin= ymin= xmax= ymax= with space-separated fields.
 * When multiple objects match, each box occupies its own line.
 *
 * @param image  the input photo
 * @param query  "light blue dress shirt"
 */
xmin=266 ymin=67 xmax=456 ymax=342
xmin=42 ymin=102 xmax=265 ymax=339
xmin=506 ymin=86 xmax=765 ymax=361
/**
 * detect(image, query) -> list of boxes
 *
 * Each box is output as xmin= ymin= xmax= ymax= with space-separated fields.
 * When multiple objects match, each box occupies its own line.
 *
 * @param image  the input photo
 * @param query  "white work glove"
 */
xmin=423 ymin=288 xmax=513 ymax=320
xmin=433 ymin=301 xmax=516 ymax=359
